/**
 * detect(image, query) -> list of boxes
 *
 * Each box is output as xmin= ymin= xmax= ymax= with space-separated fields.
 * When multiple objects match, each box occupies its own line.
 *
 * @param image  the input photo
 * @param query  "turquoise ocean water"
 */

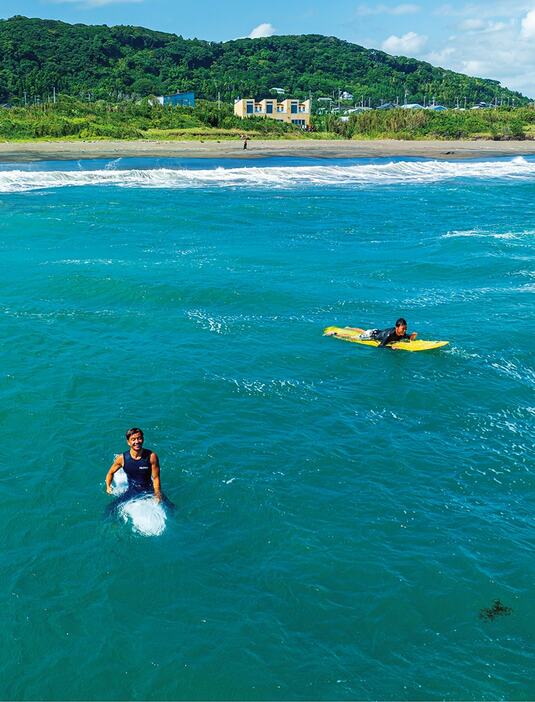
xmin=0 ymin=155 xmax=533 ymax=700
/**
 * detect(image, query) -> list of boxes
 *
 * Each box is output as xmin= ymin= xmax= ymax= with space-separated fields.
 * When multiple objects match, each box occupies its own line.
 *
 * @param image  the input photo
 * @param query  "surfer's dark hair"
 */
xmin=126 ymin=427 xmax=144 ymax=440
xmin=395 ymin=318 xmax=407 ymax=327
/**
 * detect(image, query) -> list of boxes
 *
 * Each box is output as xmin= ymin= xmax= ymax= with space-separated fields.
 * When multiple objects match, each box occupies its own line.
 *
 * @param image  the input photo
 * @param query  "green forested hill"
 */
xmin=0 ymin=15 xmax=530 ymax=106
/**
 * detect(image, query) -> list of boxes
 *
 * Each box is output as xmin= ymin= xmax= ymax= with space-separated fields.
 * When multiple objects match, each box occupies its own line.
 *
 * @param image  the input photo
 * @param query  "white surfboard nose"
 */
xmin=111 ymin=466 xmax=129 ymax=495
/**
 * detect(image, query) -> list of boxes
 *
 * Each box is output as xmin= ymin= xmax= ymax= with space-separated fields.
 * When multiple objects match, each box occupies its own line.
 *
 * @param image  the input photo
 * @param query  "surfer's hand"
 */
xmin=106 ymin=485 xmax=113 ymax=494
xmin=154 ymin=493 xmax=162 ymax=504
xmin=410 ymin=332 xmax=417 ymax=340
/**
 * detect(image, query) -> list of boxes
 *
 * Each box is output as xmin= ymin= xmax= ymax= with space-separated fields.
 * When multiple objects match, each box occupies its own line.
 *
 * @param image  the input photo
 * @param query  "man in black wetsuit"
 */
xmin=105 ymin=427 xmax=162 ymax=502
xmin=361 ymin=318 xmax=417 ymax=348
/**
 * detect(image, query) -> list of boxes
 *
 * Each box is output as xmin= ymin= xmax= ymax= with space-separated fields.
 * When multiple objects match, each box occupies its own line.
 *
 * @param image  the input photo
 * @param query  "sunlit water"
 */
xmin=0 ymin=156 xmax=533 ymax=700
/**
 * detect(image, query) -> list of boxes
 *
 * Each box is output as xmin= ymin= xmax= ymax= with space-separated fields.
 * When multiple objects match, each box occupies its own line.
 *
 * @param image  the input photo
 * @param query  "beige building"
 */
xmin=234 ymin=98 xmax=311 ymax=127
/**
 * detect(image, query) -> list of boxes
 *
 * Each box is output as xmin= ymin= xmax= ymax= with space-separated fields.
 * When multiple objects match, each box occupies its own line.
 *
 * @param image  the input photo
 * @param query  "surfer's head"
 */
xmin=126 ymin=427 xmax=144 ymax=451
xmin=395 ymin=318 xmax=407 ymax=335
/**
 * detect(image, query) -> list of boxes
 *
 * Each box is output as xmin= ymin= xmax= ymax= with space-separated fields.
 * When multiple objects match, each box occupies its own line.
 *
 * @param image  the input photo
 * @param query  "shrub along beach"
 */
xmin=2 ymin=97 xmax=535 ymax=162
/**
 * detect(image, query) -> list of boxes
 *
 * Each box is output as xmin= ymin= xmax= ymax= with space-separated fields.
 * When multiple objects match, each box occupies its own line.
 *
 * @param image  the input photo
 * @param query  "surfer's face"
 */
xmin=128 ymin=432 xmax=144 ymax=451
xmin=395 ymin=323 xmax=407 ymax=336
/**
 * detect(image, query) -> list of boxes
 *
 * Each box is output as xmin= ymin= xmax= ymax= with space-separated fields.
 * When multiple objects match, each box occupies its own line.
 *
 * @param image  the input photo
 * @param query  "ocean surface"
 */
xmin=0 ymin=155 xmax=533 ymax=701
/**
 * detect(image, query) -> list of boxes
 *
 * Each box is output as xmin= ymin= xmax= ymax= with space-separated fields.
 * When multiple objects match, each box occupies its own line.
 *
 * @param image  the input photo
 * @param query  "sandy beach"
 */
xmin=1 ymin=138 xmax=535 ymax=161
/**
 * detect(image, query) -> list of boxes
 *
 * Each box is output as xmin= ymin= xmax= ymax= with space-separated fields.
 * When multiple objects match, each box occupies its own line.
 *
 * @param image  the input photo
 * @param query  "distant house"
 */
xmin=376 ymin=102 xmax=395 ymax=110
xmin=156 ymin=91 xmax=195 ymax=107
xmin=234 ymin=98 xmax=311 ymax=128
xmin=401 ymin=103 xmax=424 ymax=109
xmin=340 ymin=107 xmax=372 ymax=121
xmin=270 ymin=87 xmax=285 ymax=95
xmin=340 ymin=91 xmax=354 ymax=101
xmin=426 ymin=104 xmax=448 ymax=111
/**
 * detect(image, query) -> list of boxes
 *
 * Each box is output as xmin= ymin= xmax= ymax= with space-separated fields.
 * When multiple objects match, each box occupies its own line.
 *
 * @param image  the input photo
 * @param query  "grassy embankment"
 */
xmin=1 ymin=96 xmax=534 ymax=142
xmin=0 ymin=97 xmax=328 ymax=142
xmin=335 ymin=107 xmax=535 ymax=140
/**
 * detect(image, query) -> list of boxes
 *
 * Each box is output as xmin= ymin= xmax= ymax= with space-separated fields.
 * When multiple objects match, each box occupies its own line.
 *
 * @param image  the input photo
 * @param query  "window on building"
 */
xmin=266 ymin=103 xmax=273 ymax=113
xmin=291 ymin=103 xmax=298 ymax=114
xmin=246 ymin=103 xmax=254 ymax=114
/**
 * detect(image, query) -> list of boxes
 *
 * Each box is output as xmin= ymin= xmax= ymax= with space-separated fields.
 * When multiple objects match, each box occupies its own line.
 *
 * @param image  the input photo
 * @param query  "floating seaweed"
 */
xmin=479 ymin=599 xmax=512 ymax=621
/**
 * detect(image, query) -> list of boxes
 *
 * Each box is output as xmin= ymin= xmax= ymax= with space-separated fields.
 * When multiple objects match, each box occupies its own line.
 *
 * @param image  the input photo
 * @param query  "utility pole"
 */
xmin=53 ymin=86 xmax=56 ymax=104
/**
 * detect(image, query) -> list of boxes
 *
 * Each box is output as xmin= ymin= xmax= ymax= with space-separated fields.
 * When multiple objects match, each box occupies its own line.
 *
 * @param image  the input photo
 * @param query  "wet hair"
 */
xmin=125 ymin=427 xmax=144 ymax=440
xmin=395 ymin=318 xmax=407 ymax=327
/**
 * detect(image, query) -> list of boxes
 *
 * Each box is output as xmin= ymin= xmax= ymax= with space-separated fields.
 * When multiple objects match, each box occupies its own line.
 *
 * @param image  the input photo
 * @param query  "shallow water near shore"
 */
xmin=0 ymin=156 xmax=533 ymax=700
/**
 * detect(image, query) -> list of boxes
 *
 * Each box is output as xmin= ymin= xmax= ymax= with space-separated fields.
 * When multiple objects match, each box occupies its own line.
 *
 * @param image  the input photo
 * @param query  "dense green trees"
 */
xmin=0 ymin=16 xmax=530 ymax=106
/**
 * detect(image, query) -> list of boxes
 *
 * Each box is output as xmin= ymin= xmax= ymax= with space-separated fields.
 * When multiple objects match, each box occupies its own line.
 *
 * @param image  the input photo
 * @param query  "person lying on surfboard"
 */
xmin=339 ymin=318 xmax=417 ymax=348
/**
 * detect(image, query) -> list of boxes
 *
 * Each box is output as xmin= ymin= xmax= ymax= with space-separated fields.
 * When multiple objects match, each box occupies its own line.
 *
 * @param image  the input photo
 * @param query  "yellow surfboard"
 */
xmin=323 ymin=326 xmax=449 ymax=352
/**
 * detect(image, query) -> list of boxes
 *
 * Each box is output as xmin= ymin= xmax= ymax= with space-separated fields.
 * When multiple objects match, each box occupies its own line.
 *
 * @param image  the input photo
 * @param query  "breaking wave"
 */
xmin=1 ymin=156 xmax=535 ymax=192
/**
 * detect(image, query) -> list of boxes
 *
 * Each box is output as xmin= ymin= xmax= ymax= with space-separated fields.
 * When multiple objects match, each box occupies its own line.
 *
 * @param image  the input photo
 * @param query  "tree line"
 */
xmin=0 ymin=16 xmax=530 ymax=107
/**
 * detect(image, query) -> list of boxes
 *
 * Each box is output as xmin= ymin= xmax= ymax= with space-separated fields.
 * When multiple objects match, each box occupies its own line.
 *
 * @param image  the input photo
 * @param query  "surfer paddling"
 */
xmin=326 ymin=318 xmax=417 ymax=348
xmin=105 ymin=427 xmax=162 ymax=502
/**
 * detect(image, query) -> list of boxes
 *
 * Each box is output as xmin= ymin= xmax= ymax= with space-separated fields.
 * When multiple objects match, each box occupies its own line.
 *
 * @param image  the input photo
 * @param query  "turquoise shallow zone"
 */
xmin=0 ymin=156 xmax=533 ymax=701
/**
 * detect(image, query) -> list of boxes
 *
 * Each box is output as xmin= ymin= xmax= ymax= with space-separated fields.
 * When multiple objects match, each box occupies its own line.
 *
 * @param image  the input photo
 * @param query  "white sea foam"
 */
xmin=187 ymin=308 xmax=229 ymax=334
xmin=112 ymin=468 xmax=166 ymax=536
xmin=1 ymin=157 xmax=535 ymax=192
xmin=442 ymin=228 xmax=535 ymax=240
xmin=117 ymin=495 xmax=167 ymax=537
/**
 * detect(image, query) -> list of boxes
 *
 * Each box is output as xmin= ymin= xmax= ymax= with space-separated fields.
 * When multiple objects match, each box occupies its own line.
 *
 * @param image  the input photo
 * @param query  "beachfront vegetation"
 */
xmin=0 ymin=16 xmax=530 ymax=108
xmin=318 ymin=107 xmax=535 ymax=140
xmin=0 ymin=97 xmax=309 ymax=140
xmin=1 ymin=97 xmax=534 ymax=142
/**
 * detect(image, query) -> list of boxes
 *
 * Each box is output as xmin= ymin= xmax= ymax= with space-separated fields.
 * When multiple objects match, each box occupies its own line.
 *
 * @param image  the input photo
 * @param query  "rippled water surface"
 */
xmin=0 ymin=156 xmax=533 ymax=700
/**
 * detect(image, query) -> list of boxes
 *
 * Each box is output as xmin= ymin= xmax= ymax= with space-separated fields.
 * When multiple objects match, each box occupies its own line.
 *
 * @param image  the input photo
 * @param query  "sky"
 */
xmin=2 ymin=0 xmax=535 ymax=97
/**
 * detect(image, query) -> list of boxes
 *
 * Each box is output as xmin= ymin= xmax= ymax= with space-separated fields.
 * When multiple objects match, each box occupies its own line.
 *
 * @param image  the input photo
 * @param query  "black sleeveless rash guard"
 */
xmin=122 ymin=448 xmax=153 ymax=492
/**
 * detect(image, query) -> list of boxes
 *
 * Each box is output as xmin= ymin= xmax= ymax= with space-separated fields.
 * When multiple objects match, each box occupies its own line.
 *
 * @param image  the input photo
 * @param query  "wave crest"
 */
xmin=1 ymin=157 xmax=535 ymax=192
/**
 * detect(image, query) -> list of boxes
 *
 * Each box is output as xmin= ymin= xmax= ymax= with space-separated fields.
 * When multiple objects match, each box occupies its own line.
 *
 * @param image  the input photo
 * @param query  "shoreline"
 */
xmin=1 ymin=138 xmax=535 ymax=162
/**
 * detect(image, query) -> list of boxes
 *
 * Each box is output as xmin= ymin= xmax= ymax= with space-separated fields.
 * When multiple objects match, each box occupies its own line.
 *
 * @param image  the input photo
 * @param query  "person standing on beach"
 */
xmin=105 ymin=427 xmax=162 ymax=502
xmin=241 ymin=133 xmax=249 ymax=150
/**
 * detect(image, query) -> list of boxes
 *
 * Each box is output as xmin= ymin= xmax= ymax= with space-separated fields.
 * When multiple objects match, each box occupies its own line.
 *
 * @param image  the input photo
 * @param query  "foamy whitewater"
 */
xmin=1 ymin=155 xmax=535 ymax=192
xmin=111 ymin=468 xmax=168 ymax=537
xmin=0 ymin=155 xmax=533 ymax=701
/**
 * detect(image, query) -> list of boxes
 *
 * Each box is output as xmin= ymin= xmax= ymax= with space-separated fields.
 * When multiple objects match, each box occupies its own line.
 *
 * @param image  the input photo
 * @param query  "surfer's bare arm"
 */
xmin=410 ymin=332 xmax=417 ymax=340
xmin=105 ymin=454 xmax=124 ymax=495
xmin=151 ymin=452 xmax=162 ymax=503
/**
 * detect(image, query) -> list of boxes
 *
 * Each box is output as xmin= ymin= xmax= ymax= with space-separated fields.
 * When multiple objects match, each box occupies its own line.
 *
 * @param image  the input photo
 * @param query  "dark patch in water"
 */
xmin=479 ymin=599 xmax=512 ymax=621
